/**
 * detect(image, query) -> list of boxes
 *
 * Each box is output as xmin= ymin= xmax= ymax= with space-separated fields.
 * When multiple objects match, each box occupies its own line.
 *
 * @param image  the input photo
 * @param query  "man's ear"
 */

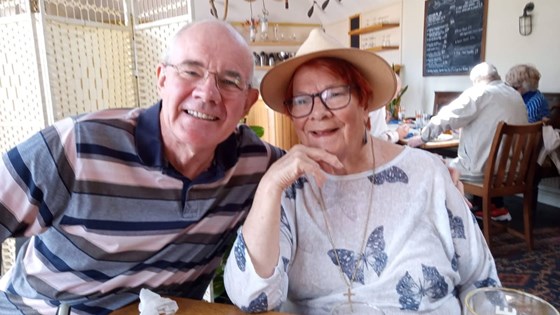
xmin=242 ymin=87 xmax=260 ymax=116
xmin=156 ymin=64 xmax=166 ymax=92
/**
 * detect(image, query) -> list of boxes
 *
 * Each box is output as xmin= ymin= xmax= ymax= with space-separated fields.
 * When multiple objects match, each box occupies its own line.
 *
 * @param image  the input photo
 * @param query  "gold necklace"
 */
xmin=318 ymin=137 xmax=375 ymax=311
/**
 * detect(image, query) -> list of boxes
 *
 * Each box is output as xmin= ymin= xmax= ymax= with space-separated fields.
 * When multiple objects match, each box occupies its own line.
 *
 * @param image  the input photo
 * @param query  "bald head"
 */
xmin=469 ymin=62 xmax=501 ymax=85
xmin=162 ymin=20 xmax=255 ymax=84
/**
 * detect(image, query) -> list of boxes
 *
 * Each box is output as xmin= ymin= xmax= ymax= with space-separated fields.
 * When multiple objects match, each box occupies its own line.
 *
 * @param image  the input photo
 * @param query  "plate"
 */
xmin=434 ymin=134 xmax=454 ymax=142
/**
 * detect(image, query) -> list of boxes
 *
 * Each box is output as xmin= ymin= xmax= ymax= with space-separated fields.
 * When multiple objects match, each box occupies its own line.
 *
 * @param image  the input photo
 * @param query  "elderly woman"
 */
xmin=224 ymin=29 xmax=499 ymax=314
xmin=505 ymin=64 xmax=549 ymax=123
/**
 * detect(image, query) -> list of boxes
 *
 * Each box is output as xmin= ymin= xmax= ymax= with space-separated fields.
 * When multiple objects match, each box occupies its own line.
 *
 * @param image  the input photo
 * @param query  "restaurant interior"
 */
xmin=0 ymin=0 xmax=559 ymax=312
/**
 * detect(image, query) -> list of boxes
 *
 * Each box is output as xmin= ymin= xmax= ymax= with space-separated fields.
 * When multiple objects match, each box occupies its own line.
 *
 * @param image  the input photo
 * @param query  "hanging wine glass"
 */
xmin=260 ymin=0 xmax=269 ymax=34
xmin=247 ymin=0 xmax=257 ymax=42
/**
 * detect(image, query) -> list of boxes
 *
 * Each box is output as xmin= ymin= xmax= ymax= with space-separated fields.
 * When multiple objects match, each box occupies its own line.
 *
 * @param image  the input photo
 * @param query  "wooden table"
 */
xmin=417 ymin=138 xmax=459 ymax=150
xmin=111 ymin=297 xmax=293 ymax=315
xmin=399 ymin=137 xmax=459 ymax=149
xmin=399 ymin=138 xmax=459 ymax=158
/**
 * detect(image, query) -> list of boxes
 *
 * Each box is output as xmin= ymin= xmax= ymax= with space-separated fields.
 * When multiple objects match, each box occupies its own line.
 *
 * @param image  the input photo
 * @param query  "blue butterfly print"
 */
xmin=234 ymin=233 xmax=247 ymax=272
xmin=475 ymin=277 xmax=498 ymax=288
xmin=396 ymin=264 xmax=448 ymax=311
xmin=373 ymin=166 xmax=408 ymax=185
xmin=451 ymin=252 xmax=459 ymax=271
xmin=284 ymin=177 xmax=308 ymax=199
xmin=447 ymin=209 xmax=465 ymax=239
xmin=282 ymin=256 xmax=290 ymax=272
xmin=327 ymin=226 xmax=387 ymax=284
xmin=241 ymin=292 xmax=268 ymax=313
xmin=473 ymin=278 xmax=505 ymax=308
xmin=280 ymin=207 xmax=293 ymax=240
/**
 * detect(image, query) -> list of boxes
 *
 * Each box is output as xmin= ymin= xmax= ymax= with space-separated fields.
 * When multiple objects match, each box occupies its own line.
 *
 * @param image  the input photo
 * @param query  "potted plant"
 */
xmin=387 ymin=84 xmax=408 ymax=120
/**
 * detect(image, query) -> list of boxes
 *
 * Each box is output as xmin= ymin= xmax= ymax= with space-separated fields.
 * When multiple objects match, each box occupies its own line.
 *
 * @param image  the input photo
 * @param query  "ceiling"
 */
xmin=200 ymin=0 xmax=399 ymax=25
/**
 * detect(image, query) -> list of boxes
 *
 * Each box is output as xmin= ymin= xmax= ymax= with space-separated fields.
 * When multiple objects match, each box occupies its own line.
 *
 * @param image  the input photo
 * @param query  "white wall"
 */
xmin=399 ymin=0 xmax=560 ymax=116
xmin=324 ymin=2 xmax=402 ymax=66
xmin=325 ymin=0 xmax=560 ymax=116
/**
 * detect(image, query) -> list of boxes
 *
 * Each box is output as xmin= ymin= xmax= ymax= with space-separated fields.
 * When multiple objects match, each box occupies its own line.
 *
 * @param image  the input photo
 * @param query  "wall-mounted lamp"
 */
xmin=519 ymin=2 xmax=534 ymax=36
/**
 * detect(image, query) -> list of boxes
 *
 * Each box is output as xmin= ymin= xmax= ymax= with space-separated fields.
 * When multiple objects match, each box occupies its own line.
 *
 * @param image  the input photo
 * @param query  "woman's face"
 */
xmin=290 ymin=64 xmax=369 ymax=159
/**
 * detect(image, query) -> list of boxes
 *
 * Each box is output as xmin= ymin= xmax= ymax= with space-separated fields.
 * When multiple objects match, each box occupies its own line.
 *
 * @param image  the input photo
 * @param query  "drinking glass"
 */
xmin=415 ymin=110 xmax=425 ymax=128
xmin=397 ymin=107 xmax=406 ymax=122
xmin=331 ymin=302 xmax=385 ymax=315
xmin=464 ymin=287 xmax=559 ymax=315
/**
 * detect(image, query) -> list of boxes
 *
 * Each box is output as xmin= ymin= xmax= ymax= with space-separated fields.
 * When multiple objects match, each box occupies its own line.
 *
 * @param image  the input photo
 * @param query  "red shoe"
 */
xmin=474 ymin=207 xmax=512 ymax=222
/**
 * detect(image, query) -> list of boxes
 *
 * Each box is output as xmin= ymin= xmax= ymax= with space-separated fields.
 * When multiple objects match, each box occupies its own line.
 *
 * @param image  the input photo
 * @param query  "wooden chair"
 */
xmin=433 ymin=91 xmax=461 ymax=115
xmin=462 ymin=121 xmax=543 ymax=251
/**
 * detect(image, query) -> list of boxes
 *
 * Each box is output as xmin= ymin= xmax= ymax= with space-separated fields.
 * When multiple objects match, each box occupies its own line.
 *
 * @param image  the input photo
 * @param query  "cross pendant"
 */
xmin=343 ymin=287 xmax=355 ymax=305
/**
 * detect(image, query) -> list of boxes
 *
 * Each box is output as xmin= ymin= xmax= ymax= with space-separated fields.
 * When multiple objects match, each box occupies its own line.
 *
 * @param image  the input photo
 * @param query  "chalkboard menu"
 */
xmin=423 ymin=0 xmax=487 ymax=76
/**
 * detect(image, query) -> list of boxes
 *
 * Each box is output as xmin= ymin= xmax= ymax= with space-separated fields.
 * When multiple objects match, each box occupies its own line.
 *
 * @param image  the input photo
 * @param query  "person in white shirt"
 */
xmin=369 ymin=74 xmax=410 ymax=143
xmin=408 ymin=62 xmax=528 ymax=221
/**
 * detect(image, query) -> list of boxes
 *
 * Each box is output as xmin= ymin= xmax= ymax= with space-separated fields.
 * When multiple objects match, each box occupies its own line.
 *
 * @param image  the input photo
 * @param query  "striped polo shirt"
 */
xmin=0 ymin=102 xmax=284 ymax=314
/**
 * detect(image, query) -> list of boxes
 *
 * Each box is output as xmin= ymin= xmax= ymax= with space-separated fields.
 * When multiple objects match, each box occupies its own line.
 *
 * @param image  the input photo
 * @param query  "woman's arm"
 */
xmin=224 ymin=145 xmax=341 ymax=311
xmin=241 ymin=145 xmax=341 ymax=277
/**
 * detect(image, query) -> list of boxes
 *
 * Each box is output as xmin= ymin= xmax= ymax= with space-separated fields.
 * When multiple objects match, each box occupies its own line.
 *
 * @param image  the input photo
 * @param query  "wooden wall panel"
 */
xmin=246 ymin=99 xmax=299 ymax=150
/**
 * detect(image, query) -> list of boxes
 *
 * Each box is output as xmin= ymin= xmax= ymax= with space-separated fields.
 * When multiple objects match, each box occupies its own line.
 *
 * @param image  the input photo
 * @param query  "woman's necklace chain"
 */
xmin=318 ymin=137 xmax=375 ymax=310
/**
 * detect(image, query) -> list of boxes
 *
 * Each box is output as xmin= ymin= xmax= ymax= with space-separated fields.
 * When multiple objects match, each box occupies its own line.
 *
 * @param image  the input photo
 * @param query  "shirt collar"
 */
xmin=135 ymin=101 xmax=239 ymax=181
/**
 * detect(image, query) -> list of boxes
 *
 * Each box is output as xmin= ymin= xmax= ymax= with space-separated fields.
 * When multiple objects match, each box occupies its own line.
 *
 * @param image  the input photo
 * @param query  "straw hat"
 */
xmin=260 ymin=28 xmax=397 ymax=115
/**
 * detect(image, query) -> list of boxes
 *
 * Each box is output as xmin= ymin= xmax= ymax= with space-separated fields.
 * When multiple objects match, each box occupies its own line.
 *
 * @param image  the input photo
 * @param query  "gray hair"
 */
xmin=469 ymin=62 xmax=501 ymax=84
xmin=505 ymin=64 xmax=541 ymax=92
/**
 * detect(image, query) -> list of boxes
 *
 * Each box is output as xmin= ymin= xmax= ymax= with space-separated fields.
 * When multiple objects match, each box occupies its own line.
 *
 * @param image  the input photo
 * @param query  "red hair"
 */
xmin=284 ymin=57 xmax=373 ymax=110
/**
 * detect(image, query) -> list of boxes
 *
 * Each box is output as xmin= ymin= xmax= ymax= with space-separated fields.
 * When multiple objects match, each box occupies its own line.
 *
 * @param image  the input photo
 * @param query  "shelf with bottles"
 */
xmin=348 ymin=22 xmax=399 ymax=36
xmin=231 ymin=21 xmax=318 ymax=46
xmin=249 ymin=40 xmax=302 ymax=47
xmin=364 ymin=45 xmax=399 ymax=52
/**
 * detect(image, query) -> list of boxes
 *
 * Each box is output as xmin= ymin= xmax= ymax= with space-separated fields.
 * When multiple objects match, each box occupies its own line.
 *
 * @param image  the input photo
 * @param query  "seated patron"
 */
xmin=369 ymin=108 xmax=410 ymax=143
xmin=369 ymin=74 xmax=410 ymax=143
xmin=224 ymin=29 xmax=500 ymax=314
xmin=0 ymin=20 xmax=283 ymax=313
xmin=408 ymin=62 xmax=528 ymax=221
xmin=505 ymin=64 xmax=549 ymax=123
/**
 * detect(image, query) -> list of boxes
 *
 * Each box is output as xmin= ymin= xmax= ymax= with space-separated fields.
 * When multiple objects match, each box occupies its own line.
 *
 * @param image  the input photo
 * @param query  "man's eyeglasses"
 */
xmin=164 ymin=63 xmax=249 ymax=93
xmin=283 ymin=85 xmax=353 ymax=118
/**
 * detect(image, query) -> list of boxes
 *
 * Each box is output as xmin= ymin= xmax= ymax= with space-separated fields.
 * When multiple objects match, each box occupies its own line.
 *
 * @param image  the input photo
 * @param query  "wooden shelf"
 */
xmin=231 ymin=21 xmax=320 ymax=28
xmin=249 ymin=40 xmax=302 ymax=46
xmin=364 ymin=45 xmax=399 ymax=52
xmin=348 ymin=23 xmax=399 ymax=36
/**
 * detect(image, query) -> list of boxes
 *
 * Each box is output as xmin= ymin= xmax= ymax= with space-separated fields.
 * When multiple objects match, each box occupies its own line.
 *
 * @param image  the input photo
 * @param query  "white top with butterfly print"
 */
xmin=224 ymin=146 xmax=500 ymax=314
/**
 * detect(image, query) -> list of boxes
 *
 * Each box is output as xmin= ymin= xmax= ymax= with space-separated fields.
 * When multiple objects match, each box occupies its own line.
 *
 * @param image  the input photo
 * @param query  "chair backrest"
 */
xmin=433 ymin=91 xmax=461 ymax=115
xmin=543 ymin=93 xmax=560 ymax=110
xmin=483 ymin=121 xmax=543 ymax=196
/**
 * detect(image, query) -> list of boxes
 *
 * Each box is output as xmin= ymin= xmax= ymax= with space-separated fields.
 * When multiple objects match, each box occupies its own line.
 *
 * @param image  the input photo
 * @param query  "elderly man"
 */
xmin=408 ymin=62 xmax=528 ymax=221
xmin=0 ymin=20 xmax=283 ymax=314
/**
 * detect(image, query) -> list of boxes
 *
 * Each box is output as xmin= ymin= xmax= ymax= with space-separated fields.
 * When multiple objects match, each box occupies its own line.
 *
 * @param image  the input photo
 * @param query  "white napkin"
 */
xmin=138 ymin=288 xmax=179 ymax=315
xmin=538 ymin=125 xmax=560 ymax=173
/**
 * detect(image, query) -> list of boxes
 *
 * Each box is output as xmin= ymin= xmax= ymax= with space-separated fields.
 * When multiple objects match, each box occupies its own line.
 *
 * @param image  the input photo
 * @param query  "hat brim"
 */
xmin=260 ymin=48 xmax=397 ymax=115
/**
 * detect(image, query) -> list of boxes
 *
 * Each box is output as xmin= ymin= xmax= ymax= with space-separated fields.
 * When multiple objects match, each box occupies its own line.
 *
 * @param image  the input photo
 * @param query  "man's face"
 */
xmin=157 ymin=23 xmax=258 ymax=153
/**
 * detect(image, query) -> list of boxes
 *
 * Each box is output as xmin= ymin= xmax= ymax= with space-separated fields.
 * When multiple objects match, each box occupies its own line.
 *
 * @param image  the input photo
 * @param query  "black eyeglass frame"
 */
xmin=163 ymin=63 xmax=250 ymax=93
xmin=283 ymin=85 xmax=354 ymax=118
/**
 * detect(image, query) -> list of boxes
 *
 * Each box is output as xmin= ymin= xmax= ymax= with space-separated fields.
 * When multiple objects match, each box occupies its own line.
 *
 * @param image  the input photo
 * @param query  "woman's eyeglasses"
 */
xmin=283 ymin=85 xmax=353 ymax=118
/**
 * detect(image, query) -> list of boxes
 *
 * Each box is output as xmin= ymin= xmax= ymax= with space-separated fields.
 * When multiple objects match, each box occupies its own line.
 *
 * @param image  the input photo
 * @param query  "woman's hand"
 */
xmin=396 ymin=124 xmax=410 ymax=140
xmin=262 ymin=144 xmax=343 ymax=192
